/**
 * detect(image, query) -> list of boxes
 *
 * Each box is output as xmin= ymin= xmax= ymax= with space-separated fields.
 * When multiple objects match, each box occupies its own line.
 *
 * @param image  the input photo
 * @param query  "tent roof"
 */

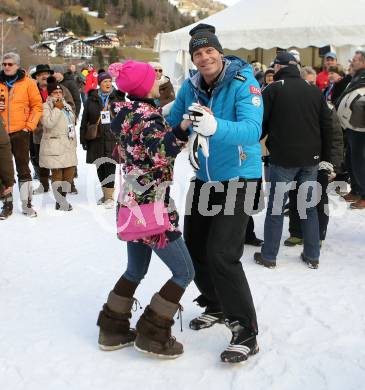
xmin=155 ymin=0 xmax=365 ymax=52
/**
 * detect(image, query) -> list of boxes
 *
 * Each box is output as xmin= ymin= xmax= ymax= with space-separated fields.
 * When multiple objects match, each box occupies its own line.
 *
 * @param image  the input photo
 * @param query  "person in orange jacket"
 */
xmin=0 ymin=52 xmax=43 ymax=218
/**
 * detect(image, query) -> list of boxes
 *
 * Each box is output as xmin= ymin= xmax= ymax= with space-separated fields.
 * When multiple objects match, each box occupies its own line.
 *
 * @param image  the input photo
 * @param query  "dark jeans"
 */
xmin=184 ymin=178 xmax=258 ymax=333
xmin=9 ymin=130 xmax=32 ymax=182
xmin=347 ymin=129 xmax=365 ymax=199
xmin=289 ymin=169 xmax=329 ymax=240
xmin=97 ymin=161 xmax=116 ymax=189
xmin=123 ymin=237 xmax=195 ymax=290
xmin=262 ymin=164 xmax=320 ymax=262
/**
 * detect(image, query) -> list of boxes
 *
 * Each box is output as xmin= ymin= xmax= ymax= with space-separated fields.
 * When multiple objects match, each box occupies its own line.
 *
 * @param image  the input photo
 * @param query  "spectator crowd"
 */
xmin=1 ymin=26 xmax=365 ymax=364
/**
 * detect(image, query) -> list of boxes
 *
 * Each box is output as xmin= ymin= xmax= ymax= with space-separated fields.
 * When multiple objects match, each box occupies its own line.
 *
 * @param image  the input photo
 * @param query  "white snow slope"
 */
xmin=1 ymin=145 xmax=365 ymax=390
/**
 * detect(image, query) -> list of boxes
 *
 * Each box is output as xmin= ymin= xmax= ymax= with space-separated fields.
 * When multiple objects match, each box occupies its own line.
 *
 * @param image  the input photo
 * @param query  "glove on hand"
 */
xmin=319 ymin=161 xmax=334 ymax=173
xmin=183 ymin=103 xmax=217 ymax=137
xmin=161 ymin=100 xmax=174 ymax=117
xmin=319 ymin=161 xmax=336 ymax=180
xmin=188 ymin=132 xmax=209 ymax=170
xmin=54 ymin=99 xmax=64 ymax=110
xmin=82 ymin=143 xmax=88 ymax=151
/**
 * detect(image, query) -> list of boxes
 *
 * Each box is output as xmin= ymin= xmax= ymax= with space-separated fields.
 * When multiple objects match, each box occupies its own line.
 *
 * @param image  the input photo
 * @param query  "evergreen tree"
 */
xmin=95 ymin=48 xmax=104 ymax=68
xmin=130 ymin=0 xmax=139 ymax=19
xmin=109 ymin=47 xmax=119 ymax=64
xmin=139 ymin=1 xmax=145 ymax=21
xmin=98 ymin=0 xmax=105 ymax=18
xmin=59 ymin=11 xmax=91 ymax=36
xmin=89 ymin=0 xmax=98 ymax=11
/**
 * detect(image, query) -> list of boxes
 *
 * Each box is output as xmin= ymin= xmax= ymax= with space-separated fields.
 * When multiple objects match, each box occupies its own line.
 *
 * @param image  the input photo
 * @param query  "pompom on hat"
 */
xmin=108 ymin=61 xmax=156 ymax=97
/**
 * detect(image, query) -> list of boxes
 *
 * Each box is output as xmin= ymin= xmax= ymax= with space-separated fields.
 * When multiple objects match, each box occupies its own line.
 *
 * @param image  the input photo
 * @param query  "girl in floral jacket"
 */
xmin=96 ymin=61 xmax=194 ymax=359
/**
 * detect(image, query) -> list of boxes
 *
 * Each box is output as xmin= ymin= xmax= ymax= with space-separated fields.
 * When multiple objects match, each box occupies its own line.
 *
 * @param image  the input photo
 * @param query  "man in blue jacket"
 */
xmin=167 ymin=24 xmax=263 ymax=363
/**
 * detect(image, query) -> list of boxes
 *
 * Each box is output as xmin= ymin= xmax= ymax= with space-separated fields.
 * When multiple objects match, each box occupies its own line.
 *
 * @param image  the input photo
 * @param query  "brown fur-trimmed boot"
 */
xmin=97 ymin=291 xmax=136 ymax=351
xmin=134 ymin=293 xmax=183 ymax=359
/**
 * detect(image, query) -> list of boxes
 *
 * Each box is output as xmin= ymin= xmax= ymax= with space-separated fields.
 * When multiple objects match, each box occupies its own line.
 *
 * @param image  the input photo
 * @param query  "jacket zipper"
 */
xmin=7 ymin=87 xmax=12 ymax=131
xmin=205 ymin=94 xmax=214 ymax=182
xmin=238 ymin=145 xmax=243 ymax=166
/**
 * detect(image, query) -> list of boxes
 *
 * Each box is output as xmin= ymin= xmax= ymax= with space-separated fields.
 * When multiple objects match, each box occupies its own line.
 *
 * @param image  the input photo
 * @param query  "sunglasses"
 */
xmin=2 ymin=63 xmax=16 ymax=67
xmin=155 ymin=69 xmax=163 ymax=73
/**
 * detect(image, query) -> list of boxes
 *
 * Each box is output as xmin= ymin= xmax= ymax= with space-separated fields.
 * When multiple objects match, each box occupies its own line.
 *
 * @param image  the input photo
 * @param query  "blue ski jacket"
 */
xmin=167 ymin=56 xmax=263 ymax=182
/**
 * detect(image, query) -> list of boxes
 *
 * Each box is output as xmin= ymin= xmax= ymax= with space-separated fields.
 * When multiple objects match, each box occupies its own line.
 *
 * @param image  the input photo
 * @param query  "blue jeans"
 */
xmin=123 ymin=237 xmax=195 ymax=289
xmin=262 ymin=164 xmax=320 ymax=262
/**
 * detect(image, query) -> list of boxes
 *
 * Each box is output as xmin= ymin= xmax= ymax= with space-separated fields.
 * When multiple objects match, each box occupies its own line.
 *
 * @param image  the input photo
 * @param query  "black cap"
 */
xmin=189 ymin=23 xmax=223 ymax=59
xmin=274 ymin=52 xmax=297 ymax=66
xmin=31 ymin=64 xmax=54 ymax=79
xmin=47 ymin=76 xmax=63 ymax=95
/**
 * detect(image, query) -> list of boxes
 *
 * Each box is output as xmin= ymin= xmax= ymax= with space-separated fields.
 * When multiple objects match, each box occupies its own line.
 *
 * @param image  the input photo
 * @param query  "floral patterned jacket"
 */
xmin=111 ymin=97 xmax=187 ymax=246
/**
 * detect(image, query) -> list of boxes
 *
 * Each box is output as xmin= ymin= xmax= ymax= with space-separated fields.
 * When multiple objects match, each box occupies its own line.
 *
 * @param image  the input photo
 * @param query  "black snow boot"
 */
xmin=220 ymin=321 xmax=259 ymax=363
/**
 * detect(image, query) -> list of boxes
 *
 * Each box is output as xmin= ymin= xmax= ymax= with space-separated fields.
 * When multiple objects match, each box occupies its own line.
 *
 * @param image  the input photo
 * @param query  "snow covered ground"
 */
xmin=1 ymin=145 xmax=365 ymax=390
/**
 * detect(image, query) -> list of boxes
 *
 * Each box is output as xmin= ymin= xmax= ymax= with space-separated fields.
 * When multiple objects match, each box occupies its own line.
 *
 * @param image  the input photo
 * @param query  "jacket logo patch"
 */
xmin=250 ymin=86 xmax=261 ymax=95
xmin=251 ymin=96 xmax=261 ymax=107
xmin=191 ymin=38 xmax=209 ymax=48
xmin=234 ymin=74 xmax=247 ymax=82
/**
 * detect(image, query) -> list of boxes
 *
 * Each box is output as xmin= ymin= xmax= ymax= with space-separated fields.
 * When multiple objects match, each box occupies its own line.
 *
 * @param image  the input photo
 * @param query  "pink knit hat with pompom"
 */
xmin=108 ymin=61 xmax=156 ymax=97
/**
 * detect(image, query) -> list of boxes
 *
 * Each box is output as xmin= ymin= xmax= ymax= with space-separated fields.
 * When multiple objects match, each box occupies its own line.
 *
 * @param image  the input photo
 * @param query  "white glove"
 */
xmin=161 ymin=100 xmax=174 ymax=117
xmin=188 ymin=132 xmax=209 ymax=170
xmin=319 ymin=161 xmax=336 ymax=180
xmin=183 ymin=103 xmax=217 ymax=137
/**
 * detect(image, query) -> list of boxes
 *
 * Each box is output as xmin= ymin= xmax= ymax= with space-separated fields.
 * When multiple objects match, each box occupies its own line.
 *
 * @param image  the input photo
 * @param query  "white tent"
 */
xmin=154 ymin=0 xmax=365 ymax=87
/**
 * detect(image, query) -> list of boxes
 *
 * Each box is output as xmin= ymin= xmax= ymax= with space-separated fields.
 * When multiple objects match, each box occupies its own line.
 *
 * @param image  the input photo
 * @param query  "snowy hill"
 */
xmin=1 ymin=140 xmax=365 ymax=390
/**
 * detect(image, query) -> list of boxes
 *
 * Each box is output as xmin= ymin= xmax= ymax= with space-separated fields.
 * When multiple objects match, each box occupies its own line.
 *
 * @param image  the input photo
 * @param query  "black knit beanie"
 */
xmin=189 ymin=24 xmax=223 ymax=59
xmin=47 ymin=76 xmax=63 ymax=95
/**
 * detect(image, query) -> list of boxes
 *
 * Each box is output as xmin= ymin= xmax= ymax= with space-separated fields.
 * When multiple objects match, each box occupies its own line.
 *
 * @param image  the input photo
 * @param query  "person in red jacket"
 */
xmin=316 ymin=52 xmax=337 ymax=91
xmin=84 ymin=64 xmax=98 ymax=94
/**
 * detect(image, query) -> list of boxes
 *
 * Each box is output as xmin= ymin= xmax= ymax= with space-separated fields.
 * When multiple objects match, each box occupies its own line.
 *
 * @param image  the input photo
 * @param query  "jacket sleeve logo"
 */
xmin=250 ymin=85 xmax=261 ymax=95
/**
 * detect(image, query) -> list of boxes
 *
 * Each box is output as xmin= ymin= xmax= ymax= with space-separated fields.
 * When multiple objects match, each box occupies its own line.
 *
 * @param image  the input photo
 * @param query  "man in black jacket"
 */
xmin=53 ymin=65 xmax=81 ymax=119
xmin=254 ymin=52 xmax=333 ymax=269
xmin=336 ymin=50 xmax=365 ymax=209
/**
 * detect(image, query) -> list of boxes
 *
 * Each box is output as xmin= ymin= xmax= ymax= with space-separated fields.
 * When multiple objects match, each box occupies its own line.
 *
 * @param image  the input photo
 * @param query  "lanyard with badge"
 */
xmin=63 ymin=108 xmax=76 ymax=140
xmin=100 ymin=94 xmax=111 ymax=125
